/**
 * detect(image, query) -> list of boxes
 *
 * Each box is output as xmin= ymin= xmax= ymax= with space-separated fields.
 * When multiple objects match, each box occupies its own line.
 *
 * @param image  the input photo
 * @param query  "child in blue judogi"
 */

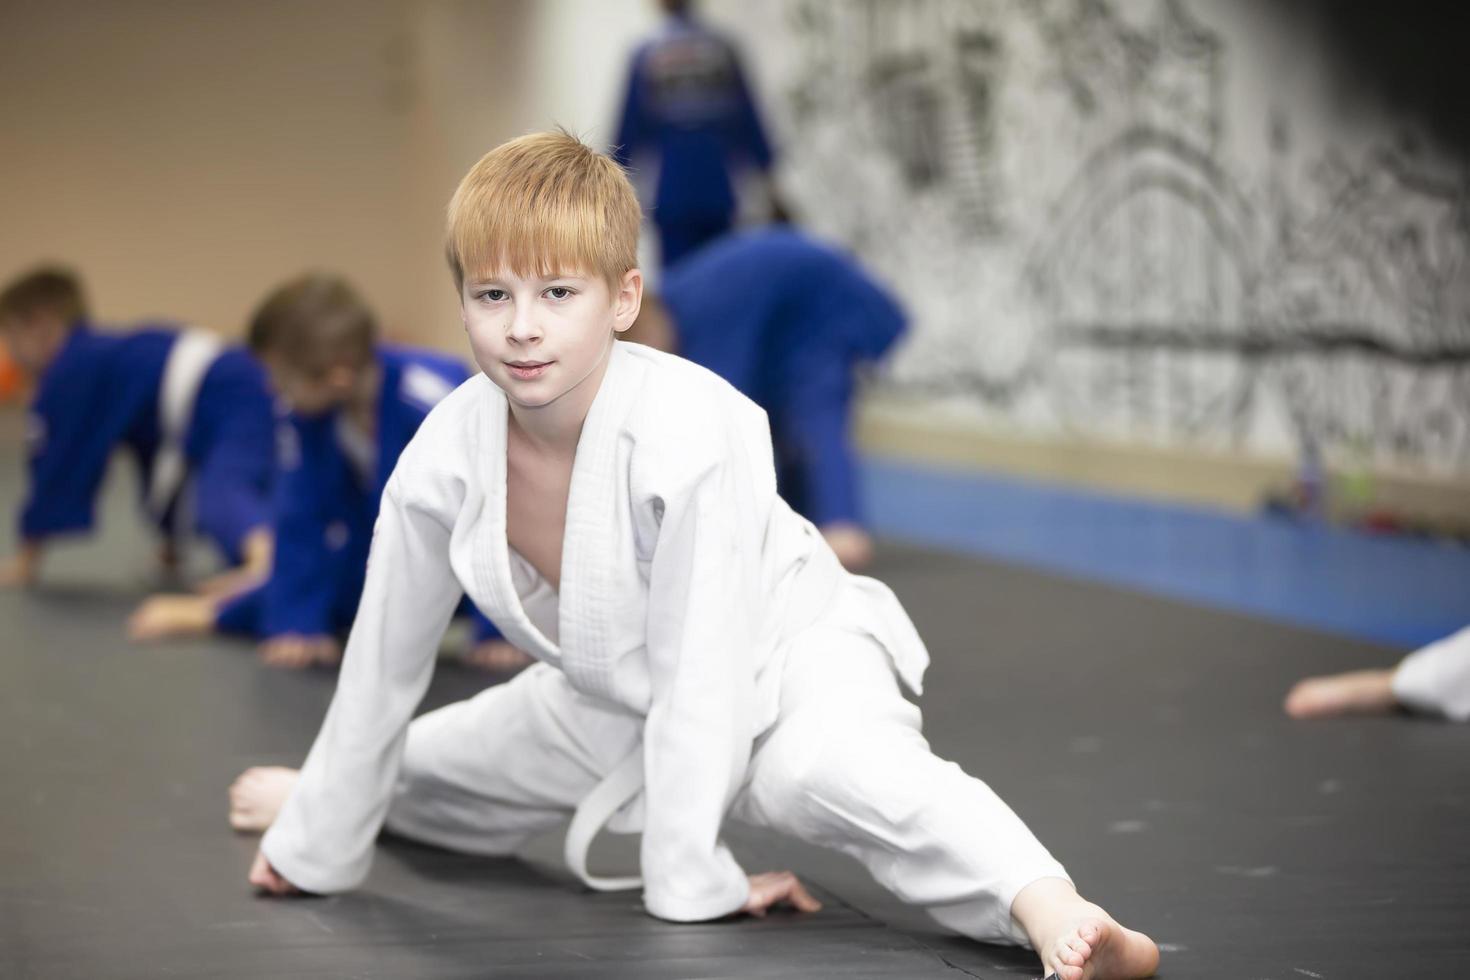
xmin=611 ymin=0 xmax=776 ymax=268
xmin=631 ymin=228 xmax=906 ymax=570
xmin=0 ymin=266 xmax=274 ymax=588
xmin=130 ymin=274 xmax=526 ymax=672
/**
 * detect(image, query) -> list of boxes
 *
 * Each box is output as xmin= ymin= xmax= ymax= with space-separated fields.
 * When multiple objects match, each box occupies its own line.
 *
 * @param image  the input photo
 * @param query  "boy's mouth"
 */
xmin=505 ymin=360 xmax=551 ymax=380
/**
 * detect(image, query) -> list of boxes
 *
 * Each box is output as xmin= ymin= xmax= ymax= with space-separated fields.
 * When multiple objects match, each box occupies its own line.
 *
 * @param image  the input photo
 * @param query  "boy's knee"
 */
xmin=752 ymin=706 xmax=929 ymax=832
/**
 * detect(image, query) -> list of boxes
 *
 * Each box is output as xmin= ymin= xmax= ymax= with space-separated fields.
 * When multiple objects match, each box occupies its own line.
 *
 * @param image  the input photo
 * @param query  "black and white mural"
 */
xmin=733 ymin=0 xmax=1470 ymax=476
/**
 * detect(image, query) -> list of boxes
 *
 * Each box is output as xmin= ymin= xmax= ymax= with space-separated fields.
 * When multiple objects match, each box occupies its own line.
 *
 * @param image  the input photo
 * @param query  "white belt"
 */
xmin=563 ymin=527 xmax=845 ymax=892
xmin=147 ymin=329 xmax=223 ymax=523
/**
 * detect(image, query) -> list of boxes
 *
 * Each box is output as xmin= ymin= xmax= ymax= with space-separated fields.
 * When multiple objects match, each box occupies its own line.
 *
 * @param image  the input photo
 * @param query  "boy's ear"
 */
xmin=612 ymin=268 xmax=643 ymax=334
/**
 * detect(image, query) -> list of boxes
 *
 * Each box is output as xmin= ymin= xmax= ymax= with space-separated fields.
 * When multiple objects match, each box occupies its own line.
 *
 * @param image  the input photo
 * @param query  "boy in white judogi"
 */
xmin=229 ymin=132 xmax=1159 ymax=980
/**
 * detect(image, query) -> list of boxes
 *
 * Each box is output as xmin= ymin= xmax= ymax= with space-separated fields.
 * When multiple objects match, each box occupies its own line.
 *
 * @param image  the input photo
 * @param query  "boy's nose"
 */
xmin=506 ymin=308 xmax=542 ymax=345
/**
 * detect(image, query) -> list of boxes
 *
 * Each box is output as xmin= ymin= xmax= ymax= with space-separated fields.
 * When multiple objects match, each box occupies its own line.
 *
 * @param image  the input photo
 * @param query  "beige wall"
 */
xmin=0 ymin=0 xmax=634 ymax=353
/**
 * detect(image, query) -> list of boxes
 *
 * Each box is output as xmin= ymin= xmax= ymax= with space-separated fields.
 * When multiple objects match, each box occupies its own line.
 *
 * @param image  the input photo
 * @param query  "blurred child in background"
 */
xmin=130 ymin=274 xmax=527 ymax=673
xmin=0 ymin=266 xmax=274 ymax=590
xmin=628 ymin=228 xmax=906 ymax=570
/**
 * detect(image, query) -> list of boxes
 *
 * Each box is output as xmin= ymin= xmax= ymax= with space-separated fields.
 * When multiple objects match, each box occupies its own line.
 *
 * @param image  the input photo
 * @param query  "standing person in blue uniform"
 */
xmin=628 ymin=228 xmax=906 ymax=571
xmin=0 ymin=266 xmax=275 ymax=590
xmin=129 ymin=274 xmax=528 ymax=673
xmin=612 ymin=0 xmax=779 ymax=268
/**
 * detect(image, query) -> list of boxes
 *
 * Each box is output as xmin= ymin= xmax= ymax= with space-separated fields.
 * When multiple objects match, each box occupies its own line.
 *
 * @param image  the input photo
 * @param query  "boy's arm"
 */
xmin=259 ymin=480 xmax=463 ymax=892
xmin=639 ymin=448 xmax=763 ymax=922
xmin=192 ymin=441 xmax=274 ymax=572
xmin=1392 ymin=625 xmax=1470 ymax=721
xmin=259 ymin=435 xmax=336 ymax=638
xmin=18 ymin=390 xmax=118 ymax=547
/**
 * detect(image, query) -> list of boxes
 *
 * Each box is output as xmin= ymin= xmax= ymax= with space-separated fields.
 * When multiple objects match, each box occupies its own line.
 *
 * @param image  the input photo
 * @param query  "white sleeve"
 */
xmin=638 ymin=450 xmax=762 ymax=922
xmin=1392 ymin=625 xmax=1470 ymax=722
xmin=260 ymin=480 xmax=463 ymax=892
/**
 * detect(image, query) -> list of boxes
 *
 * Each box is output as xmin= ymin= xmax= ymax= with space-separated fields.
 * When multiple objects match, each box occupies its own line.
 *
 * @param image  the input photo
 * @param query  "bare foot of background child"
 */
xmin=1284 ymin=669 xmax=1398 ymax=718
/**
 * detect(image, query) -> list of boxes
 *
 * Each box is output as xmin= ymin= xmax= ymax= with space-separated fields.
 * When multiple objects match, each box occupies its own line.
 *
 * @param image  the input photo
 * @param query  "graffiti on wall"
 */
xmin=763 ymin=0 xmax=1470 ymax=472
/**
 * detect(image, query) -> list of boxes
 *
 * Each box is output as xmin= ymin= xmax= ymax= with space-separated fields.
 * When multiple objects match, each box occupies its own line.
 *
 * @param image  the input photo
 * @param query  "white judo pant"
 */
xmin=383 ymin=626 xmax=1069 ymax=946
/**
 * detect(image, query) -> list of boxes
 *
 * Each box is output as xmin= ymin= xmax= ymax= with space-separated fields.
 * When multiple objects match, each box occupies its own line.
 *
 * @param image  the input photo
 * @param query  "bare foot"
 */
xmin=820 ymin=522 xmax=874 ymax=572
xmin=1284 ymin=669 xmax=1398 ymax=719
xmin=0 ymin=546 xmax=41 ymax=588
xmin=460 ymin=639 xmax=533 ymax=673
xmin=229 ymin=766 xmax=299 ymax=832
xmin=1012 ymin=878 xmax=1158 ymax=980
xmin=258 ymin=635 xmax=342 ymax=670
xmin=128 ymin=593 xmax=216 ymax=641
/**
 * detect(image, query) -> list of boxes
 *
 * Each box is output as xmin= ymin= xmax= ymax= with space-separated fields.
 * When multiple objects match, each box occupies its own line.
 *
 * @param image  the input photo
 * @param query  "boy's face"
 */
xmin=460 ymin=266 xmax=642 ymax=411
xmin=263 ymin=356 xmax=365 ymax=418
xmin=1 ymin=309 xmax=68 ymax=374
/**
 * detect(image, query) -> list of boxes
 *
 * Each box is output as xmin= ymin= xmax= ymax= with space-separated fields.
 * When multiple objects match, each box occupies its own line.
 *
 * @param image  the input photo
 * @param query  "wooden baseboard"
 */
xmin=855 ymin=396 xmax=1470 ymax=529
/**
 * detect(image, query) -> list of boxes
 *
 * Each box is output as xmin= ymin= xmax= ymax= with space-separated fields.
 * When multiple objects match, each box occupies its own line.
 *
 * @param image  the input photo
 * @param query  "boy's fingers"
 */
xmin=744 ymin=871 xmax=821 ymax=916
xmin=249 ymin=851 xmax=298 ymax=895
xmin=787 ymin=878 xmax=822 ymax=912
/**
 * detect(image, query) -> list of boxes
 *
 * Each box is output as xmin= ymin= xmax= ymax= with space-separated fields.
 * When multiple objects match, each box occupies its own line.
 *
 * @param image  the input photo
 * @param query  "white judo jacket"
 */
xmin=260 ymin=342 xmax=929 ymax=922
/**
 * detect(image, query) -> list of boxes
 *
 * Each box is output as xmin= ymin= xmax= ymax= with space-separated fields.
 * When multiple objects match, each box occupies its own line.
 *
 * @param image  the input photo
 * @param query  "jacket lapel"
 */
xmin=557 ymin=343 xmax=643 ymax=700
xmin=470 ymin=383 xmax=561 ymax=662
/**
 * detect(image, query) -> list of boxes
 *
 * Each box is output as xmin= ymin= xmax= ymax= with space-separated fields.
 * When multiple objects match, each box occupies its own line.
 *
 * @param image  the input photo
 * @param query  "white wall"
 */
xmin=712 ymin=0 xmax=1470 ymax=482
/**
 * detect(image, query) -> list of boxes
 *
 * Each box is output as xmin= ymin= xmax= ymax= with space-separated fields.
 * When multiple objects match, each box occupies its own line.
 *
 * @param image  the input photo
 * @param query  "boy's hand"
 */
xmin=248 ymin=848 xmax=302 ymax=896
xmin=742 ymin=871 xmax=822 ymax=918
xmin=193 ymin=566 xmax=267 ymax=602
xmin=128 ymin=593 xmax=216 ymax=640
xmin=258 ymin=634 xmax=342 ymax=670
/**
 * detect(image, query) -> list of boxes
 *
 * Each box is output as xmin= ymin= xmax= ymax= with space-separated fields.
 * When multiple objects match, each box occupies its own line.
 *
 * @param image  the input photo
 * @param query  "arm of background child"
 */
xmin=258 ymin=455 xmax=337 ymax=639
xmin=728 ymin=43 xmax=774 ymax=174
xmin=259 ymin=480 xmax=463 ymax=893
xmin=188 ymin=351 xmax=276 ymax=570
xmin=611 ymin=49 xmax=650 ymax=169
xmin=639 ymin=447 xmax=761 ymax=923
xmin=214 ymin=580 xmax=265 ymax=636
xmin=192 ymin=440 xmax=274 ymax=572
xmin=18 ymin=388 xmax=118 ymax=544
xmin=1392 ymin=625 xmax=1470 ymax=722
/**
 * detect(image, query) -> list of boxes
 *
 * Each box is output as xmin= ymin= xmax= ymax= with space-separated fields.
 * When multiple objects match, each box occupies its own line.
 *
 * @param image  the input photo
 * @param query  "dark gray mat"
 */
xmin=2 ymin=426 xmax=1466 ymax=978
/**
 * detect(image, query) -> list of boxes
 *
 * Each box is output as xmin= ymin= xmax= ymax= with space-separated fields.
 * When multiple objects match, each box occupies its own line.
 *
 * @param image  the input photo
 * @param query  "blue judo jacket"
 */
xmin=217 ymin=347 xmax=500 ymax=643
xmin=20 ymin=322 xmax=274 ymax=564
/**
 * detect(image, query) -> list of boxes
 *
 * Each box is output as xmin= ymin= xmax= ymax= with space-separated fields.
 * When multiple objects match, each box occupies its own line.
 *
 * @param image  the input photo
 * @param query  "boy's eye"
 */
xmin=546 ymin=286 xmax=573 ymax=300
xmin=479 ymin=288 xmax=507 ymax=302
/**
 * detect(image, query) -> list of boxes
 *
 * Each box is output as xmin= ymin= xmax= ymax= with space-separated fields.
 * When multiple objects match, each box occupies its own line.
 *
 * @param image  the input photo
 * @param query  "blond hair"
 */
xmin=445 ymin=130 xmax=642 ymax=290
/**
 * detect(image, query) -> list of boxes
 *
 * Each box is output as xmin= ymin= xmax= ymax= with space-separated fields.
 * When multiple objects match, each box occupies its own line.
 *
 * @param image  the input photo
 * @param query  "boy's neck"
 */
xmin=506 ymin=342 xmax=614 ymax=457
xmin=343 ymin=360 xmax=383 ymax=434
